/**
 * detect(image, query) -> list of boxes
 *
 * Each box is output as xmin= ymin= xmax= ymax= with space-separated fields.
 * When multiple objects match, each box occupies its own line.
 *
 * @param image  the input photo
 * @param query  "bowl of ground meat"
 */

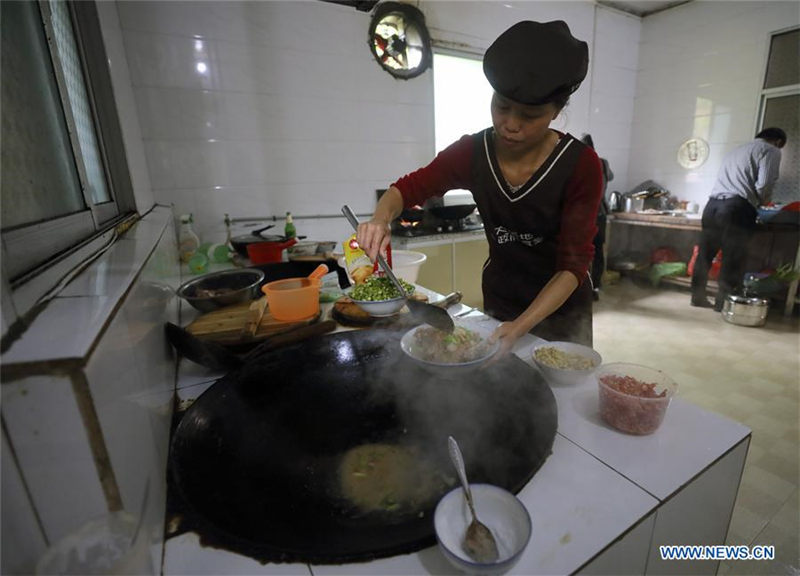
xmin=531 ymin=341 xmax=602 ymax=386
xmin=595 ymin=363 xmax=678 ymax=435
xmin=400 ymin=318 xmax=499 ymax=374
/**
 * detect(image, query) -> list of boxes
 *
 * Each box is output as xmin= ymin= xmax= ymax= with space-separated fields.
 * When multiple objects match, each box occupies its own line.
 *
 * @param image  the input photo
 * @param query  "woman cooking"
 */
xmin=357 ymin=20 xmax=603 ymax=353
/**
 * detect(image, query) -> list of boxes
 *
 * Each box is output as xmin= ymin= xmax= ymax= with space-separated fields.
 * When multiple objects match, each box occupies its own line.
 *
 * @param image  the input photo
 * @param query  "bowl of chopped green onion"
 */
xmin=347 ymin=275 xmax=415 ymax=317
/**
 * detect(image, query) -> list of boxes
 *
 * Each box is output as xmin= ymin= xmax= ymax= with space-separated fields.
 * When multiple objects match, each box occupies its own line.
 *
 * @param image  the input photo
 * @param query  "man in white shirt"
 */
xmin=691 ymin=127 xmax=786 ymax=311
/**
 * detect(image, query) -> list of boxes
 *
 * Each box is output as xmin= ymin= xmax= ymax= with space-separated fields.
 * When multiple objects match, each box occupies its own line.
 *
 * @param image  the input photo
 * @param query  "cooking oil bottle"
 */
xmin=178 ymin=214 xmax=201 ymax=263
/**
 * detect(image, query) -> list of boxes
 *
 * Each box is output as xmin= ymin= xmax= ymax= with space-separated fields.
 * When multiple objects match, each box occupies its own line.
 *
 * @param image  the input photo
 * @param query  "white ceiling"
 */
xmin=596 ymin=1 xmax=692 ymax=17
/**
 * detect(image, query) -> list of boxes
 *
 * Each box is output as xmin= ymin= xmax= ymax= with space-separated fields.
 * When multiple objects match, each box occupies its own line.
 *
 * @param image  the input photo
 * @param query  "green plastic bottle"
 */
xmin=284 ymin=212 xmax=296 ymax=239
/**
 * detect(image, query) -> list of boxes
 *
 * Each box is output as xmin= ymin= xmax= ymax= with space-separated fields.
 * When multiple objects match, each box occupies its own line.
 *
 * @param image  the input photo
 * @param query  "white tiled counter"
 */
xmin=390 ymin=229 xmax=486 ymax=250
xmin=164 ymin=296 xmax=750 ymax=576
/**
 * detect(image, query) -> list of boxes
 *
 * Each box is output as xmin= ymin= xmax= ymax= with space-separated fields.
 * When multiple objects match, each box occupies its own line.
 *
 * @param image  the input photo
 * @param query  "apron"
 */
xmin=470 ymin=129 xmax=593 ymax=346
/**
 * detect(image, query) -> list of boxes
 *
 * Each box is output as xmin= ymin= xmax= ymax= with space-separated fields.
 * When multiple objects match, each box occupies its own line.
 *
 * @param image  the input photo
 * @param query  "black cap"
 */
xmin=483 ymin=20 xmax=589 ymax=106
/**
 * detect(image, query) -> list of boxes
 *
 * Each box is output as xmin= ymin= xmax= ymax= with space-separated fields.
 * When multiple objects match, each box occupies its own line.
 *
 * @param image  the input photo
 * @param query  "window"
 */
xmin=433 ymin=52 xmax=493 ymax=153
xmin=758 ymin=27 xmax=799 ymax=204
xmin=1 ymin=1 xmax=134 ymax=288
xmin=432 ymin=51 xmax=493 ymax=203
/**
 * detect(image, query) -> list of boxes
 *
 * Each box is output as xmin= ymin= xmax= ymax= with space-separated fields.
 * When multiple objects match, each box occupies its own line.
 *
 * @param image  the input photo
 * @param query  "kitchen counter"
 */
xmin=165 ymin=287 xmax=750 ymax=575
xmin=608 ymin=211 xmax=702 ymax=231
xmin=390 ymin=228 xmax=486 ymax=249
xmin=607 ymin=211 xmax=800 ymax=316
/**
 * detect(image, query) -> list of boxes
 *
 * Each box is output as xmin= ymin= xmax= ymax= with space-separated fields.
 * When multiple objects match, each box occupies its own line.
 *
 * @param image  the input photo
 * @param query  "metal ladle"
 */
xmin=448 ymin=436 xmax=500 ymax=563
xmin=341 ymin=205 xmax=454 ymax=333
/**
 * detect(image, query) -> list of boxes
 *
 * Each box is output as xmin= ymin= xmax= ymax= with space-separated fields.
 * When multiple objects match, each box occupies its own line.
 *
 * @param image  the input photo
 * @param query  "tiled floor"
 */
xmin=593 ymin=277 xmax=799 ymax=576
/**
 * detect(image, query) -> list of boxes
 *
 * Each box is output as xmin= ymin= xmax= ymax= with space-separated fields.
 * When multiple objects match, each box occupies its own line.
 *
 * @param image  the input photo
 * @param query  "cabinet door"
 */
xmin=454 ymin=239 xmax=489 ymax=309
xmin=415 ymin=244 xmax=453 ymax=297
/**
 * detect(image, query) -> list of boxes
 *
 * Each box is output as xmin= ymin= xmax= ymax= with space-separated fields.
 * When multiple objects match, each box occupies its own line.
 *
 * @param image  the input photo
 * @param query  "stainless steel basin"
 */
xmin=722 ymin=295 xmax=769 ymax=327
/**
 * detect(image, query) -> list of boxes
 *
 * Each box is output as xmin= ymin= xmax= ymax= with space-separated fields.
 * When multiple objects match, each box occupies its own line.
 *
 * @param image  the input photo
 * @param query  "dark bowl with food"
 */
xmin=176 ymin=268 xmax=265 ymax=312
xmin=400 ymin=317 xmax=499 ymax=375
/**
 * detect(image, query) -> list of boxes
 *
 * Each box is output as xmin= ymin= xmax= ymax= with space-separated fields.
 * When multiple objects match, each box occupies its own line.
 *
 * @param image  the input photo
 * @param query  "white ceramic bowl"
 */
xmin=287 ymin=241 xmax=319 ymax=257
xmin=531 ymin=341 xmax=602 ymax=386
xmin=434 ymin=484 xmax=531 ymax=575
xmin=347 ymin=294 xmax=407 ymax=317
xmin=400 ymin=317 xmax=499 ymax=375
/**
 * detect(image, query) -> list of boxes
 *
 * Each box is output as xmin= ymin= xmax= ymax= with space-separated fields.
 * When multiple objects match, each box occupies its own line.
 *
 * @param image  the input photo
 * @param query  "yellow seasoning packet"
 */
xmin=342 ymin=234 xmax=393 ymax=284
xmin=343 ymin=234 xmax=374 ymax=284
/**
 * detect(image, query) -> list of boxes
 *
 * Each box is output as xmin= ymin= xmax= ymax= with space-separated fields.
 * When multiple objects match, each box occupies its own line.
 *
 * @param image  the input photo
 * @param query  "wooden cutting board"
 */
xmin=186 ymin=297 xmax=317 ymax=345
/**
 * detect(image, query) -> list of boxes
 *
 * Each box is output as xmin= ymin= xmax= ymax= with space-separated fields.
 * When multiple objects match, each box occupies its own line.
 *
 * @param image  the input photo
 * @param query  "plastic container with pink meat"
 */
xmin=595 ymin=362 xmax=678 ymax=435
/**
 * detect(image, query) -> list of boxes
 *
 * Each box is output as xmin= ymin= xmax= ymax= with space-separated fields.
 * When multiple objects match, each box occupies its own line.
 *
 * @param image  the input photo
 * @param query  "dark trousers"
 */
xmin=691 ymin=196 xmax=757 ymax=307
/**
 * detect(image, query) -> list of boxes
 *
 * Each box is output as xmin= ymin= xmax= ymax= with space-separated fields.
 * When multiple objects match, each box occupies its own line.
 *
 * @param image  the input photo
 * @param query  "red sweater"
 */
xmin=393 ymin=130 xmax=602 ymax=283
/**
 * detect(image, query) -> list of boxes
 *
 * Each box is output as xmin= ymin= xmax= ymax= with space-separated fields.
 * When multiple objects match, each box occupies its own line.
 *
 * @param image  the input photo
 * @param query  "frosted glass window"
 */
xmin=433 ymin=52 xmax=493 ymax=203
xmin=433 ymin=53 xmax=493 ymax=153
xmin=764 ymin=29 xmax=800 ymax=90
xmin=1 ymin=1 xmax=85 ymax=229
xmin=762 ymin=94 xmax=799 ymax=204
xmin=49 ymin=0 xmax=110 ymax=204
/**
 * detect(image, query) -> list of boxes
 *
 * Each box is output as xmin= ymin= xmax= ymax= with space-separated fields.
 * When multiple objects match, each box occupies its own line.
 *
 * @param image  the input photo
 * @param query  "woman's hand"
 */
xmin=489 ymin=320 xmax=527 ymax=358
xmin=356 ymin=218 xmax=391 ymax=261
xmin=488 ymin=271 xmax=579 ymax=359
xmin=355 ymin=186 xmax=404 ymax=261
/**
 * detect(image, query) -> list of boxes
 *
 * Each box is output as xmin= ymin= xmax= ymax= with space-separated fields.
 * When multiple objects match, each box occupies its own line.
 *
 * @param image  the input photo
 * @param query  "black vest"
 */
xmin=470 ymin=129 xmax=593 ymax=346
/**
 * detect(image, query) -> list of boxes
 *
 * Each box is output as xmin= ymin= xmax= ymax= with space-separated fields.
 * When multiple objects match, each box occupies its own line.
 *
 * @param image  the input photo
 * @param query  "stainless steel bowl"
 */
xmin=176 ymin=268 xmax=265 ymax=312
xmin=722 ymin=295 xmax=769 ymax=327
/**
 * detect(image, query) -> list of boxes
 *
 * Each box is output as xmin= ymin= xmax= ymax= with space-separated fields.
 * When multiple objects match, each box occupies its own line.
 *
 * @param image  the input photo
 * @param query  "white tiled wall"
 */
xmin=629 ymin=1 xmax=799 ymax=207
xmin=1 ymin=375 xmax=110 ymax=544
xmin=108 ymin=1 xmax=795 ymax=237
xmin=588 ymin=6 xmax=641 ymax=196
xmin=1 ymin=208 xmax=179 ymax=574
xmin=114 ymin=1 xmax=637 ymax=244
xmin=1 ymin=432 xmax=48 ymax=575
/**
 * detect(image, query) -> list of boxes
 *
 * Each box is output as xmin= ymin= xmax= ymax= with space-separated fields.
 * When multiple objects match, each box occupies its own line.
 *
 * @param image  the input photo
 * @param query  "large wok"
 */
xmin=429 ymin=204 xmax=477 ymax=221
xmin=169 ymin=329 xmax=557 ymax=564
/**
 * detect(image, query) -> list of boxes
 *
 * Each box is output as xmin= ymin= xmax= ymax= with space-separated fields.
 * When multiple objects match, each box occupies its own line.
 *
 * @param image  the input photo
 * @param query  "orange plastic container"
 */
xmin=261 ymin=277 xmax=321 ymax=321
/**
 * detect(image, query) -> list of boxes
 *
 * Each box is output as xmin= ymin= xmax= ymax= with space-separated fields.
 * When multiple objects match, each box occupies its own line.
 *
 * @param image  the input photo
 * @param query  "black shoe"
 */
xmin=713 ymin=300 xmax=724 ymax=312
xmin=592 ymin=289 xmax=600 ymax=302
xmin=691 ymin=298 xmax=714 ymax=308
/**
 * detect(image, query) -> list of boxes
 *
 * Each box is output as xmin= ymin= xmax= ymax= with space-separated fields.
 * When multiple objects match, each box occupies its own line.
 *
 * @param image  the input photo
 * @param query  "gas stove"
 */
xmin=392 ymin=218 xmax=484 ymax=237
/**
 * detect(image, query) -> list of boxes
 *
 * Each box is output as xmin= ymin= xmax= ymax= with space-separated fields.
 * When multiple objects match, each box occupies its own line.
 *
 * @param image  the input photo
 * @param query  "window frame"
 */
xmin=1 ymin=1 xmax=135 ymax=313
xmin=755 ymin=25 xmax=799 ymax=205
xmin=756 ymin=25 xmax=799 ymax=130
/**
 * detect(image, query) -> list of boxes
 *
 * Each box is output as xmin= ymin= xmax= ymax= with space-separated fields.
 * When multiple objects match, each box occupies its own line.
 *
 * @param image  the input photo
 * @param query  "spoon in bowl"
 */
xmin=448 ymin=436 xmax=500 ymax=563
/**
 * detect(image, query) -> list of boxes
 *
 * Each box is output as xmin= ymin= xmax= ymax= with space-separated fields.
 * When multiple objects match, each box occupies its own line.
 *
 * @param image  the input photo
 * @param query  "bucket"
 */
xmin=391 ymin=250 xmax=427 ymax=283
